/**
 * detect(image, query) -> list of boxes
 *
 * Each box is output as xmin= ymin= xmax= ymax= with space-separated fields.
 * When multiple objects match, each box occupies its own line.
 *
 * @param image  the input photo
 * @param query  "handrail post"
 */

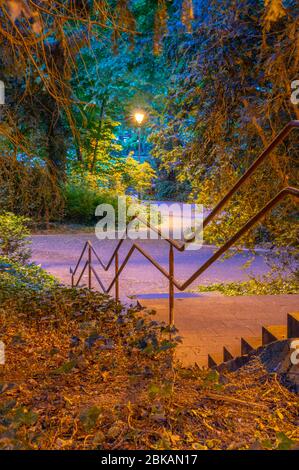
xmin=70 ymin=267 xmax=74 ymax=288
xmin=88 ymin=242 xmax=92 ymax=290
xmin=169 ymin=244 xmax=174 ymax=327
xmin=115 ymin=251 xmax=119 ymax=303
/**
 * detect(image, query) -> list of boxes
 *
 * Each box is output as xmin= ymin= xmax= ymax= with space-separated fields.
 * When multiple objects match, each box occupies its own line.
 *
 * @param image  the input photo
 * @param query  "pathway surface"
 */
xmin=31 ymin=233 xmax=273 ymax=297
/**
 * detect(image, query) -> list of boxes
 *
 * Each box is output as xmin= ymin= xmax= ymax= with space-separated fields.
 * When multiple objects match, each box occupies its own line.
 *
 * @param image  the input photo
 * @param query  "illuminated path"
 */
xmin=31 ymin=233 xmax=273 ymax=298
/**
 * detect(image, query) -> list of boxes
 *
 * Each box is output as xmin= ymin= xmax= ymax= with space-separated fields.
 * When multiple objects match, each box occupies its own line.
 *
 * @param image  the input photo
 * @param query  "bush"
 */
xmin=63 ymin=184 xmax=119 ymax=224
xmin=0 ymin=212 xmax=31 ymax=263
xmin=195 ymin=273 xmax=298 ymax=296
xmin=68 ymin=153 xmax=156 ymax=198
xmin=0 ymin=256 xmax=57 ymax=302
xmin=154 ymin=180 xmax=191 ymax=201
xmin=122 ymin=157 xmax=156 ymax=195
xmin=0 ymin=154 xmax=64 ymax=224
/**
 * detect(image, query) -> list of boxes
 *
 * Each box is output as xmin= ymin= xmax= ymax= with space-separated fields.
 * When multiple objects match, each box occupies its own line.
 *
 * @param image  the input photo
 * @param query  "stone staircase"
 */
xmin=208 ymin=311 xmax=299 ymax=368
xmin=138 ymin=294 xmax=299 ymax=368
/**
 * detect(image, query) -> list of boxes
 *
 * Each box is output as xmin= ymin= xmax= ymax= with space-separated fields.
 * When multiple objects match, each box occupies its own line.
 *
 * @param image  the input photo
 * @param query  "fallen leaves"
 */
xmin=79 ymin=406 xmax=102 ymax=431
xmin=0 ymin=285 xmax=298 ymax=450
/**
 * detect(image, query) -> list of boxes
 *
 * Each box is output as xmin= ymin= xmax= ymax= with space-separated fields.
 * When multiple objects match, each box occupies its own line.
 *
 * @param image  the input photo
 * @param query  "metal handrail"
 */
xmin=71 ymin=121 xmax=299 ymax=325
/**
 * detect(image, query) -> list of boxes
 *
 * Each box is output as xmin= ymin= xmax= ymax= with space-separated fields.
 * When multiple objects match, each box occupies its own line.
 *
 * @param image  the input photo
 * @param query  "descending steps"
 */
xmin=208 ymin=352 xmax=223 ymax=369
xmin=223 ymin=344 xmax=241 ymax=362
xmin=288 ymin=311 xmax=299 ymax=337
xmin=209 ymin=344 xmax=241 ymax=367
xmin=262 ymin=325 xmax=287 ymax=345
xmin=210 ymin=311 xmax=299 ymax=370
xmin=139 ymin=295 xmax=299 ymax=367
xmin=241 ymin=336 xmax=262 ymax=355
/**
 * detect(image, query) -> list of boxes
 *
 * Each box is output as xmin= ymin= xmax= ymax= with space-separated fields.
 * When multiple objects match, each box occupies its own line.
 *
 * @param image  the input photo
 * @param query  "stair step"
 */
xmin=287 ymin=312 xmax=299 ymax=338
xmin=241 ymin=336 xmax=262 ymax=355
xmin=262 ymin=325 xmax=287 ymax=345
xmin=208 ymin=352 xmax=223 ymax=368
xmin=223 ymin=344 xmax=241 ymax=362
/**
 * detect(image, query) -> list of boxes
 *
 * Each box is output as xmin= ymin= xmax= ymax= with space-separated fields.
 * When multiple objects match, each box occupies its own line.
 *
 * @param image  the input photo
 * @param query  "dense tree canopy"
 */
xmin=0 ymin=0 xmax=298 ymax=249
xmin=150 ymin=0 xmax=299 ymax=247
xmin=0 ymin=0 xmax=168 ymax=219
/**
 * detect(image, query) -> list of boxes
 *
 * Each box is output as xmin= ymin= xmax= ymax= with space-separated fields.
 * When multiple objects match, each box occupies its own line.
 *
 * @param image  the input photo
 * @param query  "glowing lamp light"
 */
xmin=134 ymin=111 xmax=145 ymax=125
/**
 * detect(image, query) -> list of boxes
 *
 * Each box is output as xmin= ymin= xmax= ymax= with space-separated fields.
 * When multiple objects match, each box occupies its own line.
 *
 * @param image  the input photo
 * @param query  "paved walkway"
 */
xmin=139 ymin=294 xmax=299 ymax=367
xmin=31 ymin=234 xmax=273 ymax=298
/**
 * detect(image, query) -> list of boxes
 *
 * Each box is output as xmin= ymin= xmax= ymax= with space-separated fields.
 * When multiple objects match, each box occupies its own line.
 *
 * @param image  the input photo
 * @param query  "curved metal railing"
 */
xmin=70 ymin=121 xmax=299 ymax=325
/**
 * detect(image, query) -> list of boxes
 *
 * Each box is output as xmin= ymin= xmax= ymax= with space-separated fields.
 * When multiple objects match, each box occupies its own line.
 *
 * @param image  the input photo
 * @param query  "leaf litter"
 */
xmin=0 ymin=286 xmax=298 ymax=450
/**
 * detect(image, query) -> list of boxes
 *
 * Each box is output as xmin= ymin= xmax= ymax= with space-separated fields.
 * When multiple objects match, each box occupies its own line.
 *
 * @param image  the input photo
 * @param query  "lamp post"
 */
xmin=134 ymin=111 xmax=145 ymax=163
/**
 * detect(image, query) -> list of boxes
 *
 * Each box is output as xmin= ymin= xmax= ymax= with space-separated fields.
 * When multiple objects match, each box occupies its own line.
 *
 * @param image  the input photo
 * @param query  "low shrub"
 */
xmin=63 ymin=184 xmax=119 ymax=224
xmin=0 ymin=212 xmax=31 ymax=263
xmin=0 ymin=256 xmax=57 ymax=302
xmin=195 ymin=273 xmax=298 ymax=296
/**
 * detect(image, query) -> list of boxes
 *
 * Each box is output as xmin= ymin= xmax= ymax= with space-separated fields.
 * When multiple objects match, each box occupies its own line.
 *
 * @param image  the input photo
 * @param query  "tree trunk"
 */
xmin=90 ymin=98 xmax=106 ymax=173
xmin=47 ymin=112 xmax=67 ymax=180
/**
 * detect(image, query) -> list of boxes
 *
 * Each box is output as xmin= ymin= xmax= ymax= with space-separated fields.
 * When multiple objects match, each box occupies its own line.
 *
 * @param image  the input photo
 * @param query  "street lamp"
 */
xmin=134 ymin=111 xmax=145 ymax=163
xmin=134 ymin=112 xmax=145 ymax=126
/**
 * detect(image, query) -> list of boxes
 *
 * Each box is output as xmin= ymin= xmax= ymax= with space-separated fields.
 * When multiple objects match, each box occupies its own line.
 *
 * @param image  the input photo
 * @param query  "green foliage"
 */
xmin=275 ymin=432 xmax=296 ymax=451
xmin=0 ymin=0 xmax=163 ymax=222
xmin=52 ymin=361 xmax=77 ymax=376
xmin=64 ymin=156 xmax=156 ymax=224
xmin=149 ymin=0 xmax=298 ymax=248
xmin=0 ymin=212 xmax=31 ymax=263
xmin=68 ymin=153 xmax=156 ymax=196
xmin=66 ymin=12 xmax=162 ymax=204
xmin=68 ymin=114 xmax=124 ymax=191
xmin=0 ymin=154 xmax=64 ymax=224
xmin=0 ymin=256 xmax=57 ymax=301
xmin=261 ymin=432 xmax=297 ymax=451
xmin=195 ymin=273 xmax=298 ymax=296
xmin=63 ymin=182 xmax=120 ymax=224
xmin=13 ymin=408 xmax=38 ymax=428
xmin=122 ymin=157 xmax=156 ymax=194
xmin=154 ymin=179 xmax=191 ymax=201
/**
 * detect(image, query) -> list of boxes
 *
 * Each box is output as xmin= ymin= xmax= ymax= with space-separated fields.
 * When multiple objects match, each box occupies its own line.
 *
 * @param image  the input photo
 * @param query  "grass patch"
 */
xmin=195 ymin=274 xmax=298 ymax=296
